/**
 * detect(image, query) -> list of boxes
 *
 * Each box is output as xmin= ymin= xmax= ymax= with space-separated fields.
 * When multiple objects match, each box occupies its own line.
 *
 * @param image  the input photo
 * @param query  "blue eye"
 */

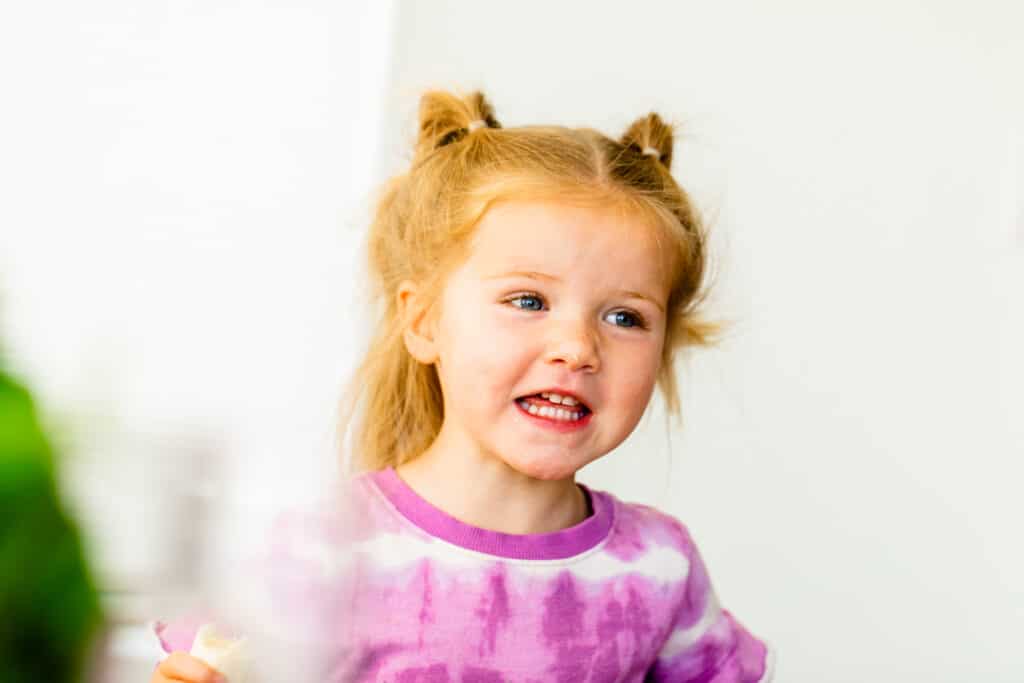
xmin=606 ymin=310 xmax=645 ymax=328
xmin=504 ymin=293 xmax=647 ymax=330
xmin=509 ymin=294 xmax=545 ymax=311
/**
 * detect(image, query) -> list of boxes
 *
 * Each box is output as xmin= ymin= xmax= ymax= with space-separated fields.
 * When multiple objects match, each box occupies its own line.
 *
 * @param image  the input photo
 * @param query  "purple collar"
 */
xmin=369 ymin=466 xmax=614 ymax=560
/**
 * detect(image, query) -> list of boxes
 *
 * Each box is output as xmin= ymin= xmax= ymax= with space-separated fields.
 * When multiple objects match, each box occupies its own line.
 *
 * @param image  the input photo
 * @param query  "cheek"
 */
xmin=441 ymin=309 xmax=526 ymax=400
xmin=612 ymin=346 xmax=662 ymax=409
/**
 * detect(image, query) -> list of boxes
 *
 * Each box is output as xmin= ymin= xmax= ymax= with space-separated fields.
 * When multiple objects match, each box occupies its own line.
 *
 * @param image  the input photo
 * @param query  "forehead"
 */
xmin=465 ymin=200 xmax=668 ymax=283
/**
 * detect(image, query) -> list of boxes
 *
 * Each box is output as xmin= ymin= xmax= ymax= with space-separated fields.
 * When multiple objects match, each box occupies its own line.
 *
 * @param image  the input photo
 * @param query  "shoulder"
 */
xmin=266 ymin=470 xmax=392 ymax=551
xmin=590 ymin=486 xmax=701 ymax=578
xmin=268 ymin=469 xmax=401 ymax=547
xmin=597 ymin=487 xmax=697 ymax=554
xmin=260 ymin=473 xmax=395 ymax=589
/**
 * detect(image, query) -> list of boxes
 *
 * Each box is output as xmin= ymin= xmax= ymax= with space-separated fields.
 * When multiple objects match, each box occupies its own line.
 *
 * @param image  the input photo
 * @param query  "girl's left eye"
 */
xmin=604 ymin=310 xmax=646 ymax=329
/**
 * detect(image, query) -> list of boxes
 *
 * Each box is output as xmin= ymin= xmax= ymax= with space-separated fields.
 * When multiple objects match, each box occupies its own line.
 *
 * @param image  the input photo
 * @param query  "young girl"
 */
xmin=152 ymin=89 xmax=775 ymax=682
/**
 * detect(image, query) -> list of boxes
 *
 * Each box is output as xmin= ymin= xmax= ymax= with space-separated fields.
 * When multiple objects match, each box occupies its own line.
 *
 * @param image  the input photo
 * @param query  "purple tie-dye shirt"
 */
xmin=161 ymin=467 xmax=774 ymax=682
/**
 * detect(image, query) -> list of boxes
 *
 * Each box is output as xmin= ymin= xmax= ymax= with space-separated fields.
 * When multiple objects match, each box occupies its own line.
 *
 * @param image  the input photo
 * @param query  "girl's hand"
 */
xmin=150 ymin=652 xmax=226 ymax=683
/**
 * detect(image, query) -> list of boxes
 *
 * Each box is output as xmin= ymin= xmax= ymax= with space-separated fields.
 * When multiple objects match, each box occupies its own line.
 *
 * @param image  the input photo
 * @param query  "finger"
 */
xmin=151 ymin=673 xmax=189 ymax=683
xmin=157 ymin=652 xmax=226 ymax=682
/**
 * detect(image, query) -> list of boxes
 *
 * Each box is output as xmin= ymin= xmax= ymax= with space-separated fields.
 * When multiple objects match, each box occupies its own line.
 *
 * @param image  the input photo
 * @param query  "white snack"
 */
xmin=189 ymin=623 xmax=251 ymax=683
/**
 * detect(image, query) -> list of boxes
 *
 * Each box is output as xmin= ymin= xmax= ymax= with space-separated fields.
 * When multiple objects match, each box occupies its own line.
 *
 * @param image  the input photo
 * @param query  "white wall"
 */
xmin=1 ymin=0 xmax=397 ymax=493
xmin=380 ymin=1 xmax=1023 ymax=681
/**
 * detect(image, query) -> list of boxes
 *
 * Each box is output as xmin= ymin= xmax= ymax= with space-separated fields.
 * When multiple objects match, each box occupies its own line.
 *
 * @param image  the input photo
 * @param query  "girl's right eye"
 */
xmin=506 ymin=293 xmax=545 ymax=311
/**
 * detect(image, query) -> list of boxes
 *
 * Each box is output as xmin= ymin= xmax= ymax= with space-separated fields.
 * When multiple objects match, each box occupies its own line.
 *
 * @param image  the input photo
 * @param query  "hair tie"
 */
xmin=468 ymin=119 xmax=487 ymax=132
xmin=641 ymin=146 xmax=660 ymax=158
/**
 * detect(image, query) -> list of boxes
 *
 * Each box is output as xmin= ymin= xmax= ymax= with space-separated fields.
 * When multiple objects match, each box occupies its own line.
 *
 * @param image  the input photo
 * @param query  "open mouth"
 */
xmin=514 ymin=392 xmax=592 ymax=423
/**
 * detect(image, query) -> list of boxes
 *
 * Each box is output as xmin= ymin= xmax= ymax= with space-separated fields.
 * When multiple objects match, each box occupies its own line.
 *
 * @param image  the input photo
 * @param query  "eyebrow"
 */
xmin=486 ymin=270 xmax=665 ymax=313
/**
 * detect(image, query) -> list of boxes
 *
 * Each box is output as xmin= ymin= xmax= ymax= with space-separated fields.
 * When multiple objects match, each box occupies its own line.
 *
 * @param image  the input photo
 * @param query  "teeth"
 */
xmin=540 ymin=392 xmax=580 ymax=407
xmin=517 ymin=399 xmax=584 ymax=422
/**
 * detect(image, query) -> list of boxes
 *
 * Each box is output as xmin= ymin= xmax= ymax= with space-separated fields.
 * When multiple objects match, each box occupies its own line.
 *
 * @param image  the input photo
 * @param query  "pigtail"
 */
xmin=620 ymin=112 xmax=675 ymax=170
xmin=618 ymin=111 xmax=730 ymax=423
xmin=415 ymin=90 xmax=502 ymax=159
xmin=341 ymin=90 xmax=504 ymax=474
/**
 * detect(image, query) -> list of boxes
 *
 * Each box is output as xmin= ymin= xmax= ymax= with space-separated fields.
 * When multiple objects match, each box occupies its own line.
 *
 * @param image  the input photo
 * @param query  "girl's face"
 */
xmin=404 ymin=199 xmax=670 ymax=481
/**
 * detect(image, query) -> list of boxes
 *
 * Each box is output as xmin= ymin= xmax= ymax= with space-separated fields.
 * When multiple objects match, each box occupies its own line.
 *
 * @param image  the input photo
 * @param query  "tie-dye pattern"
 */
xmin=163 ymin=468 xmax=774 ymax=682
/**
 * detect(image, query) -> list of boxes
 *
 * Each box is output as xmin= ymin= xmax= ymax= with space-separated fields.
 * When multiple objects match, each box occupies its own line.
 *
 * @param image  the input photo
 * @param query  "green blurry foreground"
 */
xmin=0 ymin=367 xmax=104 ymax=682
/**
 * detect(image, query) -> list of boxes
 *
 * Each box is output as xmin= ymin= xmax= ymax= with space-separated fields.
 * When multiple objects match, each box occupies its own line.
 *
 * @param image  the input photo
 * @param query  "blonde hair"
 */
xmin=339 ymin=89 xmax=727 ymax=474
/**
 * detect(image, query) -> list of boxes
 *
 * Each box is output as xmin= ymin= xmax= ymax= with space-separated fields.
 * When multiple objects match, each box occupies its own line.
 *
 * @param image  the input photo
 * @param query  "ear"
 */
xmin=397 ymin=280 xmax=439 ymax=365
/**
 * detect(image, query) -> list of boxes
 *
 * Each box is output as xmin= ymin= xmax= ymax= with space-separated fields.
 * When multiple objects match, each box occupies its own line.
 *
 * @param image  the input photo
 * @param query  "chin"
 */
xmin=501 ymin=454 xmax=587 ymax=482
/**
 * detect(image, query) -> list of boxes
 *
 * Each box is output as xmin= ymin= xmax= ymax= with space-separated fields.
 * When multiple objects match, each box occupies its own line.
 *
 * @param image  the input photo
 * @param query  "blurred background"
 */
xmin=1 ymin=1 xmax=1021 ymax=681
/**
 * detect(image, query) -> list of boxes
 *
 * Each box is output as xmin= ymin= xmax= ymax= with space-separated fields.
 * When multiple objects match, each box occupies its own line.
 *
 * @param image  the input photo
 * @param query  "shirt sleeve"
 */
xmin=645 ymin=530 xmax=774 ymax=683
xmin=153 ymin=614 xmax=205 ymax=654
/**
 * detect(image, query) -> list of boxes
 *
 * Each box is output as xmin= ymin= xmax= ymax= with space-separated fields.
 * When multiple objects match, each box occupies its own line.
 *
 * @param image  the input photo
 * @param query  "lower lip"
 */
xmin=514 ymin=400 xmax=593 ymax=432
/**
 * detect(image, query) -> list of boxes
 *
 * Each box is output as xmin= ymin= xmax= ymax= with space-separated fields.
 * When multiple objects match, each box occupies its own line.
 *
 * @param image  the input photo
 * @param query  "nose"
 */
xmin=543 ymin=320 xmax=600 ymax=372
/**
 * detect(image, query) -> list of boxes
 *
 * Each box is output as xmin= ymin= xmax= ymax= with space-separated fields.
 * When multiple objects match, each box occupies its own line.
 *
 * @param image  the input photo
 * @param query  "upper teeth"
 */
xmin=541 ymin=391 xmax=579 ymax=406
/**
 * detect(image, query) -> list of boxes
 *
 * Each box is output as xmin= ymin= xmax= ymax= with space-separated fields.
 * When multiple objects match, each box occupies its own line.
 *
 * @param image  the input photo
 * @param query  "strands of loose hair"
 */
xmin=337 ymin=89 xmax=728 ymax=474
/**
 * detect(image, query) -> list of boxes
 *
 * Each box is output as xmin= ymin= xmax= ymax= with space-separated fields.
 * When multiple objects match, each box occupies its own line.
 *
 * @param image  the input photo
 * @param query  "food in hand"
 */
xmin=188 ymin=623 xmax=250 ymax=683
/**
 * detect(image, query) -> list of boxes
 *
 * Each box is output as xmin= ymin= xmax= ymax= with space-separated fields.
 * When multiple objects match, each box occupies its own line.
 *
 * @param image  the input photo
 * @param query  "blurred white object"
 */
xmin=190 ymin=623 xmax=251 ymax=683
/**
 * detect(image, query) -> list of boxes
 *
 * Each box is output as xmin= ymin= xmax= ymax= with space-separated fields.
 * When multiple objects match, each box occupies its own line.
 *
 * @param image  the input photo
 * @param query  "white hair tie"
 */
xmin=468 ymin=119 xmax=487 ymax=132
xmin=641 ymin=146 xmax=660 ymax=158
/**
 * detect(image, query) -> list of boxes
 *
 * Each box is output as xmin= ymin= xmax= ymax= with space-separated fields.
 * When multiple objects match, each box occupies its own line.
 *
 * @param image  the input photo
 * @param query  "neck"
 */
xmin=393 ymin=433 xmax=589 ymax=535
